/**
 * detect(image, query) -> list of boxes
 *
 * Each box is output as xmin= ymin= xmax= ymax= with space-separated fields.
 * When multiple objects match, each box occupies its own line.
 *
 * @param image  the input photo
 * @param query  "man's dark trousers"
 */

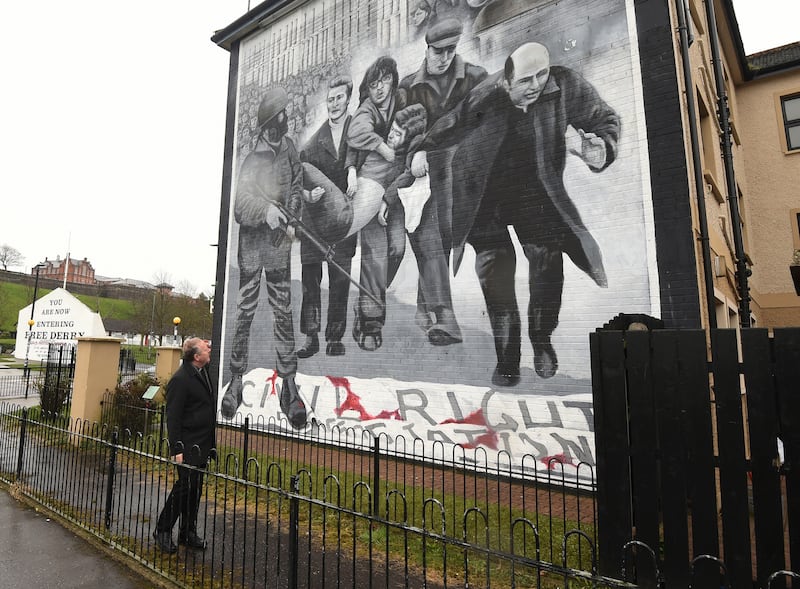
xmin=468 ymin=208 xmax=564 ymax=376
xmin=300 ymin=240 xmax=355 ymax=343
xmin=156 ymin=463 xmax=204 ymax=536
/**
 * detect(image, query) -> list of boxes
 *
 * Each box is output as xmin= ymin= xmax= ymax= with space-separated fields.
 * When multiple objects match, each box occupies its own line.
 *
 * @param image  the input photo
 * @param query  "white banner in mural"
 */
xmin=230 ymin=368 xmax=595 ymax=477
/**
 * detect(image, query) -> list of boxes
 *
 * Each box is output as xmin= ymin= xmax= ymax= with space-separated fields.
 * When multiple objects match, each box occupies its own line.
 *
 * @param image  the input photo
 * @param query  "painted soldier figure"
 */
xmin=400 ymin=18 xmax=487 ymax=346
xmin=419 ymin=42 xmax=620 ymax=387
xmin=297 ymin=76 xmax=358 ymax=358
xmin=221 ymin=87 xmax=307 ymax=429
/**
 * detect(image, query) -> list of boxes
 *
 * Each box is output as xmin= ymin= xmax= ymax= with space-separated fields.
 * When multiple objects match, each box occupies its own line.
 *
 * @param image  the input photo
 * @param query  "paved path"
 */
xmin=0 ymin=489 xmax=157 ymax=589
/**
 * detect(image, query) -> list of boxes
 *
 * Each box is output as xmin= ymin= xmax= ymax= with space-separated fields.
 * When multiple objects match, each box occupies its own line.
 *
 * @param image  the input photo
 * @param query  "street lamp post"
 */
xmin=173 ymin=316 xmax=181 ymax=346
xmin=24 ymin=264 xmax=45 ymax=397
xmin=149 ymin=289 xmax=156 ymax=347
xmin=23 ymin=319 xmax=35 ymax=399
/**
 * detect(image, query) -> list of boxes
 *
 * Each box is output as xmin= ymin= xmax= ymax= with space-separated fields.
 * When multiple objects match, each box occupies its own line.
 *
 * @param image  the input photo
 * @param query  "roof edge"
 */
xmin=211 ymin=0 xmax=298 ymax=51
xmin=719 ymin=0 xmax=752 ymax=80
xmin=746 ymin=42 xmax=800 ymax=79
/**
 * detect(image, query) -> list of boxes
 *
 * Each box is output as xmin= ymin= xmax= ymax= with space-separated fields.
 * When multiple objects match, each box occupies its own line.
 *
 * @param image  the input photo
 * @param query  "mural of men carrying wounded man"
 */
xmin=221 ymin=34 xmax=620 ymax=426
xmin=414 ymin=41 xmax=619 ymax=386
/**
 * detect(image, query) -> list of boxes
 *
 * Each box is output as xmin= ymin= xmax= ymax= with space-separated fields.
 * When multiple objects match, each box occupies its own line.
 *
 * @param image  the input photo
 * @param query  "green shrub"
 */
xmin=36 ymin=373 xmax=72 ymax=417
xmin=107 ymin=373 xmax=161 ymax=437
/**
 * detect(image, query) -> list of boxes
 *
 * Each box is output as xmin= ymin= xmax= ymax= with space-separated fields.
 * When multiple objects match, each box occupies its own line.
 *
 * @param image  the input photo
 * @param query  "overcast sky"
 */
xmin=0 ymin=1 xmax=797 ymax=296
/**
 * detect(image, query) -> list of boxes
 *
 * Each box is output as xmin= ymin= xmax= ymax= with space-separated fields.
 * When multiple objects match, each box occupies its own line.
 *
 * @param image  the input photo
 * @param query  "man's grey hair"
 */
xmin=182 ymin=337 xmax=204 ymax=362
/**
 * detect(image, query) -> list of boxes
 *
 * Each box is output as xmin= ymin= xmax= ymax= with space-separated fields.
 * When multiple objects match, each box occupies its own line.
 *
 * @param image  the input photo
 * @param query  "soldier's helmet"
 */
xmin=257 ymin=87 xmax=289 ymax=129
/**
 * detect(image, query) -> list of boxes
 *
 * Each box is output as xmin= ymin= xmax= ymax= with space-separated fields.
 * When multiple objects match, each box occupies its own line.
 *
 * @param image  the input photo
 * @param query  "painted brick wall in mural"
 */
xmin=218 ymin=0 xmax=658 ymax=479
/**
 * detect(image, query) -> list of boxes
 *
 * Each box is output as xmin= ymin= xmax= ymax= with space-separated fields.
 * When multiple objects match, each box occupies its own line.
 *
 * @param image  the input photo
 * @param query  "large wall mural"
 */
xmin=217 ymin=0 xmax=658 ymax=480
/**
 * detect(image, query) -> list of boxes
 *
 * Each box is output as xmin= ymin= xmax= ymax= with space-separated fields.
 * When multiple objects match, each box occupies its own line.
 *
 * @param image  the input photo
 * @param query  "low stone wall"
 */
xmin=0 ymin=269 xmax=151 ymax=302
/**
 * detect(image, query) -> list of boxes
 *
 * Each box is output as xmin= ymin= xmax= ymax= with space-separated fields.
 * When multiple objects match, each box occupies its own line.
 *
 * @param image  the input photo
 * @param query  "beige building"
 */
xmin=735 ymin=43 xmax=800 ymax=326
xmin=677 ymin=0 xmax=799 ymax=329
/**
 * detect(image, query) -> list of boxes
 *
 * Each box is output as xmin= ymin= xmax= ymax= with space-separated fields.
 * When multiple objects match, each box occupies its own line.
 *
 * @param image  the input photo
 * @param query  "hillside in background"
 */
xmin=0 ymin=281 xmax=137 ymax=333
xmin=0 ymin=279 xmax=211 ymax=340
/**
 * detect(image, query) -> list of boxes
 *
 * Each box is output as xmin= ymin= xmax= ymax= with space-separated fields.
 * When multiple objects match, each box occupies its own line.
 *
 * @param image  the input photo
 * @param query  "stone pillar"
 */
xmin=155 ymin=346 xmax=182 ymax=384
xmin=70 ymin=337 xmax=123 ymax=425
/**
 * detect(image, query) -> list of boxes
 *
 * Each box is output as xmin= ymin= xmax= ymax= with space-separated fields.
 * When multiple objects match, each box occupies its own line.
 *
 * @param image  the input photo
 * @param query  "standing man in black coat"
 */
xmin=153 ymin=338 xmax=216 ymax=553
xmin=297 ymin=76 xmax=358 ymax=358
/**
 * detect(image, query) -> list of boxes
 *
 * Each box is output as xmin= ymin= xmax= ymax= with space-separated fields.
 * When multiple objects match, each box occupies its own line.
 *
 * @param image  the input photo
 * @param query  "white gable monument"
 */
xmin=13 ymin=288 xmax=107 ymax=361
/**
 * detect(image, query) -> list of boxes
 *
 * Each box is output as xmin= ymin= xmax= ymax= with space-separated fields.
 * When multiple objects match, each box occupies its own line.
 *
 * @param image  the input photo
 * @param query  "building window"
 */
xmin=792 ymin=208 xmax=800 ymax=250
xmin=781 ymin=94 xmax=800 ymax=151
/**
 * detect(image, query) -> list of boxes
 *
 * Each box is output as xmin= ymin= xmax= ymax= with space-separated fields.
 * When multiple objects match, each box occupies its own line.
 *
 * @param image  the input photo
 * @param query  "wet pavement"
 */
xmin=0 ymin=488 xmax=157 ymax=588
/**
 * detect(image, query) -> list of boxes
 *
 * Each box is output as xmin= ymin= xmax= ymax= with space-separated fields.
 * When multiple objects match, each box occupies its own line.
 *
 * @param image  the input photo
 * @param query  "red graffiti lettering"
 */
xmin=327 ymin=376 xmax=402 ymax=421
xmin=440 ymin=409 xmax=498 ymax=450
xmin=440 ymin=408 xmax=487 ymax=426
xmin=374 ymin=409 xmax=402 ymax=420
xmin=540 ymin=453 xmax=577 ymax=470
xmin=463 ymin=431 xmax=499 ymax=451
xmin=267 ymin=371 xmax=279 ymax=396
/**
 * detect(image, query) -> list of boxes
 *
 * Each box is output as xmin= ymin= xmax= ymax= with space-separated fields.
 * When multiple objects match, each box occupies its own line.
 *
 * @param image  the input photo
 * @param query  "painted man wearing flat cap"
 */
xmin=221 ymin=86 xmax=307 ymax=429
xmin=418 ymin=42 xmax=620 ymax=387
xmin=399 ymin=17 xmax=487 ymax=347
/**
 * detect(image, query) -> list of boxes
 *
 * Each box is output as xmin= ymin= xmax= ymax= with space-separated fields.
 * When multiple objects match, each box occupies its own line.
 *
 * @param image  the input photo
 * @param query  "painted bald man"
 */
xmin=418 ymin=42 xmax=620 ymax=387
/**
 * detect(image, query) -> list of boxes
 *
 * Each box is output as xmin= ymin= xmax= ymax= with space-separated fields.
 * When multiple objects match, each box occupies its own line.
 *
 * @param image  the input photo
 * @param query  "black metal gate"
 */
xmin=590 ymin=328 xmax=799 ymax=588
xmin=39 ymin=343 xmax=76 ymax=413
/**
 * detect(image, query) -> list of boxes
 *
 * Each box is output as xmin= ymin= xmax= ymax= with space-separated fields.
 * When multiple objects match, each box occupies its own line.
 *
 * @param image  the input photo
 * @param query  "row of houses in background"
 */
xmin=33 ymin=255 xmax=155 ymax=290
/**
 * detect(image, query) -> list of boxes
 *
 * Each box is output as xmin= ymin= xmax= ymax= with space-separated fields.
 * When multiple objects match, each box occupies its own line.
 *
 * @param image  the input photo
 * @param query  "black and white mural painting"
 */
xmin=217 ymin=0 xmax=658 ymax=479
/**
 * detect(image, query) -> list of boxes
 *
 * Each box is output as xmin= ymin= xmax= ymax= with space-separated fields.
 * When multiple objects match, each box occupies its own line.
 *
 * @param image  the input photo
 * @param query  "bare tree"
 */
xmin=0 ymin=244 xmax=24 ymax=271
xmin=175 ymin=279 xmax=198 ymax=297
xmin=151 ymin=271 xmax=173 ymax=290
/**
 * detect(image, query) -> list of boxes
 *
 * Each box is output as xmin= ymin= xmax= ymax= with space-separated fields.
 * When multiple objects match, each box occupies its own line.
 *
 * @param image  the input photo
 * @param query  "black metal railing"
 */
xmin=1 ymin=402 xmax=795 ymax=588
xmin=0 ymin=373 xmax=29 ymax=399
xmin=118 ymin=346 xmax=157 ymax=384
xmin=0 ymin=343 xmax=75 ymax=402
xmin=100 ymin=387 xmax=164 ymax=446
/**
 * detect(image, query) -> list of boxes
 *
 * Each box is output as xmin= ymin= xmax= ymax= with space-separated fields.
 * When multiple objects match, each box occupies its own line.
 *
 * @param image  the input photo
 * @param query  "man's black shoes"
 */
xmin=221 ymin=374 xmax=243 ymax=419
xmin=153 ymin=530 xmax=177 ymax=554
xmin=280 ymin=376 xmax=307 ymax=429
xmin=326 ymin=340 xmax=345 ymax=356
xmin=178 ymin=531 xmax=207 ymax=550
xmin=426 ymin=307 xmax=463 ymax=346
xmin=297 ymin=334 xmax=319 ymax=358
xmin=533 ymin=340 xmax=558 ymax=379
xmin=492 ymin=365 xmax=521 ymax=388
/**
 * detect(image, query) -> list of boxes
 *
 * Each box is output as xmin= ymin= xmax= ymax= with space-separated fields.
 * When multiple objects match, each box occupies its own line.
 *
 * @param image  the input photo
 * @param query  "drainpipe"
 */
xmin=702 ymin=0 xmax=751 ymax=328
xmin=675 ymin=0 xmax=718 ymax=329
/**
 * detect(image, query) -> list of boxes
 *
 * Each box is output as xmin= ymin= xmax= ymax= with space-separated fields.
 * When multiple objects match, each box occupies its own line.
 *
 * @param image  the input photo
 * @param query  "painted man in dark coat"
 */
xmin=399 ymin=17 xmax=487 ymax=346
xmin=153 ymin=338 xmax=215 ymax=553
xmin=297 ymin=76 xmax=358 ymax=358
xmin=220 ymin=87 xmax=307 ymax=429
xmin=418 ymin=42 xmax=620 ymax=387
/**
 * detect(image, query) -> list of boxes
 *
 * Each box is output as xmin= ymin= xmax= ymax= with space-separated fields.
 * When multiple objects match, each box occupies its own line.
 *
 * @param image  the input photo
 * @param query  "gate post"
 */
xmin=242 ymin=416 xmax=250 ymax=466
xmin=15 ymin=407 xmax=28 ymax=480
xmin=590 ymin=330 xmax=631 ymax=577
xmin=155 ymin=346 xmax=182 ymax=384
xmin=372 ymin=436 xmax=380 ymax=517
xmin=104 ymin=430 xmax=119 ymax=529
xmin=70 ymin=337 xmax=123 ymax=426
xmin=288 ymin=475 xmax=299 ymax=589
